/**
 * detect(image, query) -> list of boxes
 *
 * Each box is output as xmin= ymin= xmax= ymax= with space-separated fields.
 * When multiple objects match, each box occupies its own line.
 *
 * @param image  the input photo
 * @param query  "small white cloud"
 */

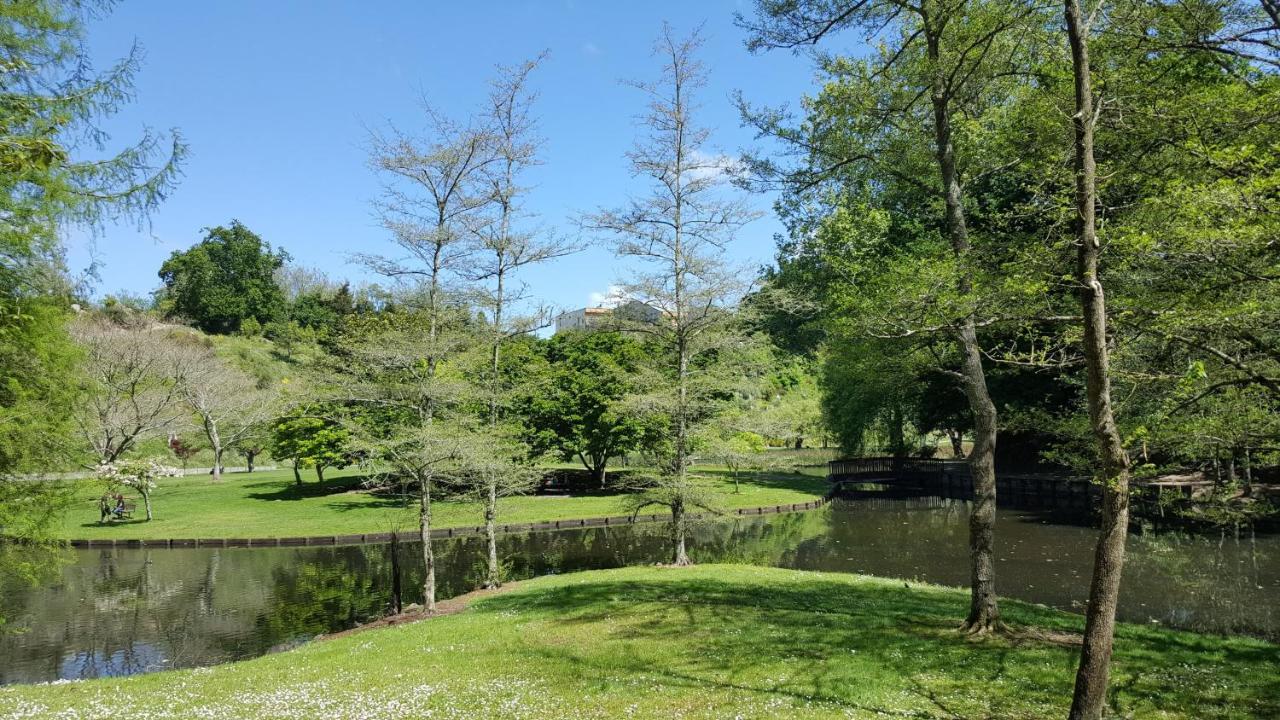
xmin=581 ymin=42 xmax=602 ymax=57
xmin=588 ymin=285 xmax=626 ymax=308
xmin=687 ymin=150 xmax=743 ymax=182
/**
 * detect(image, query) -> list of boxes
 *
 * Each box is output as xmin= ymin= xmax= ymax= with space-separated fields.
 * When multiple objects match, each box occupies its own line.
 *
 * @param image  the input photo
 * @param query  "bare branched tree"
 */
xmin=465 ymin=54 xmax=577 ymax=588
xmin=71 ymin=318 xmax=190 ymax=466
xmin=176 ymin=341 xmax=280 ymax=482
xmin=584 ymin=24 xmax=760 ymax=565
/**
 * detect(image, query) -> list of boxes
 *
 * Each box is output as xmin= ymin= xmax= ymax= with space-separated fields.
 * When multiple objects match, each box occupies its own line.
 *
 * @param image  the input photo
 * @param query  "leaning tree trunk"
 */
xmin=419 ymin=475 xmax=436 ymax=612
xmin=315 ymin=465 xmax=325 ymax=482
xmin=958 ymin=325 xmax=1002 ymax=633
xmin=483 ymin=476 xmax=500 ymax=588
xmin=1066 ymin=3 xmax=1134 ymax=718
xmin=141 ymin=490 xmax=153 ymax=521
xmin=927 ymin=29 xmax=1001 ymax=634
xmin=293 ymin=461 xmax=302 ymax=485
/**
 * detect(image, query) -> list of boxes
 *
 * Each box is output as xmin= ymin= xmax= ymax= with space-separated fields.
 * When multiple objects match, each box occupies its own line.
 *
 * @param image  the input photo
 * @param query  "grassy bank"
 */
xmin=53 ymin=466 xmax=829 ymax=540
xmin=4 ymin=565 xmax=1275 ymax=719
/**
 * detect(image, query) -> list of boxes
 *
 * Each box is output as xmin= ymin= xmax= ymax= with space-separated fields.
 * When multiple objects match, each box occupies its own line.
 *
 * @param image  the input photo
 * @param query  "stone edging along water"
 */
xmin=67 ymin=495 xmax=834 ymax=549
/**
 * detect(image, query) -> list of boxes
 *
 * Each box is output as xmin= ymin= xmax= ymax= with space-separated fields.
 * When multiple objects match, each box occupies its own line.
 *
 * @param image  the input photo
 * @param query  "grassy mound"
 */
xmin=3 ymin=565 xmax=1276 ymax=719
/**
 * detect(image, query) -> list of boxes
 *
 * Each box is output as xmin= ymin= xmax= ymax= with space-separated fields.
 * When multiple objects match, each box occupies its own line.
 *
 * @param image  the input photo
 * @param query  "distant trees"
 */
xmin=158 ymin=221 xmax=290 ymax=334
xmin=524 ymin=331 xmax=654 ymax=486
xmin=585 ymin=25 xmax=760 ymax=565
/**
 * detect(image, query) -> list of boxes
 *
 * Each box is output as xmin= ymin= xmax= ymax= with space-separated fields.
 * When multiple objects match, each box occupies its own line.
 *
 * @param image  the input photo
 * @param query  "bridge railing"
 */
xmin=828 ymin=457 xmax=962 ymax=482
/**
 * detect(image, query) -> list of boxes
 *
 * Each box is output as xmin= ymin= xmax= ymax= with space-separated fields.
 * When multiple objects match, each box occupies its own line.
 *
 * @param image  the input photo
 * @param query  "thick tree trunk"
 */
xmin=245 ymin=451 xmax=256 ymax=473
xmin=926 ymin=29 xmax=1001 ymax=634
xmin=1066 ymin=4 xmax=1134 ymax=717
xmin=589 ymin=458 xmax=608 ymax=489
xmin=211 ymin=446 xmax=223 ymax=482
xmin=293 ymin=461 xmax=302 ymax=485
xmin=419 ymin=476 xmax=435 ymax=612
xmin=315 ymin=465 xmax=325 ymax=482
xmin=483 ymin=477 xmax=500 ymax=588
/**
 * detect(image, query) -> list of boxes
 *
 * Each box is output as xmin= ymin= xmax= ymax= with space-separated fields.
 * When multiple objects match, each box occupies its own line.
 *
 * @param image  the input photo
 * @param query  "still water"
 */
xmin=1 ymin=492 xmax=1276 ymax=684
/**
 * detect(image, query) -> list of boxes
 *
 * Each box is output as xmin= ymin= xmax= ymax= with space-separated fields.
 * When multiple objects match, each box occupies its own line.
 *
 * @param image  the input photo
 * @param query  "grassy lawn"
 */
xmin=4 ymin=564 xmax=1275 ymax=719
xmin=53 ymin=466 xmax=829 ymax=540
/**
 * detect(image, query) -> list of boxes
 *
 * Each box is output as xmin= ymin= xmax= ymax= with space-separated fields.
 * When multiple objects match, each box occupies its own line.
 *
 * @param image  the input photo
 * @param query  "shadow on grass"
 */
xmin=246 ymin=475 xmax=371 ymax=501
xmin=695 ymin=468 xmax=828 ymax=494
xmin=475 ymin=574 xmax=1280 ymax=719
xmin=76 ymin=518 xmax=151 ymax=529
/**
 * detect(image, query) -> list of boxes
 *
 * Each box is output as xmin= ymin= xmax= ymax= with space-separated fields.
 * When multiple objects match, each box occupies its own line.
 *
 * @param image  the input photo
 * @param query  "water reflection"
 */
xmin=0 ymin=496 xmax=1276 ymax=684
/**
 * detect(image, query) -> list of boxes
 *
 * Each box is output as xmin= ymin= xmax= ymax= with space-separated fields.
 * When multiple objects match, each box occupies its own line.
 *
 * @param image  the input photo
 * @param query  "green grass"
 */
xmin=54 ymin=466 xmax=829 ymax=540
xmin=4 ymin=565 xmax=1275 ymax=719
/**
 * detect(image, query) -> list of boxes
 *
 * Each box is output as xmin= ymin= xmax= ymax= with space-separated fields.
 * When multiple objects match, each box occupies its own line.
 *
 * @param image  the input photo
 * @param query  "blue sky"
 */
xmin=70 ymin=1 xmax=829 ymax=312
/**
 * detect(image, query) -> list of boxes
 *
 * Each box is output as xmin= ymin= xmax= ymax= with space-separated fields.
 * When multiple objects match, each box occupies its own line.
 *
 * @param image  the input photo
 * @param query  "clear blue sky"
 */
xmin=70 ymin=1 xmax=830 ymax=313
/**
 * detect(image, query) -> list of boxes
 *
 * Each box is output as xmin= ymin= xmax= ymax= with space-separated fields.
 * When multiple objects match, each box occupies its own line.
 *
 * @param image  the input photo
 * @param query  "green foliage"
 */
xmin=0 ymin=0 xmax=182 ymax=583
xmin=157 ymin=221 xmax=289 ymax=334
xmin=522 ymin=331 xmax=656 ymax=480
xmin=268 ymin=413 xmax=352 ymax=481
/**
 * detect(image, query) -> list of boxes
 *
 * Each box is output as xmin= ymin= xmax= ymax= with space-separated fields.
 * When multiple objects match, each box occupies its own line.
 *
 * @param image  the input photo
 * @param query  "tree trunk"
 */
xmin=671 ymin=496 xmax=690 ymax=566
xmin=959 ymin=335 xmax=1001 ymax=634
xmin=315 ymin=465 xmax=325 ymax=483
xmin=142 ymin=490 xmax=153 ymax=521
xmin=389 ymin=531 xmax=403 ymax=615
xmin=926 ymin=28 xmax=1002 ymax=634
xmin=211 ymin=446 xmax=223 ymax=482
xmin=590 ymin=460 xmax=608 ymax=489
xmin=949 ymin=429 xmax=965 ymax=459
xmin=1065 ymin=4 xmax=1134 ymax=717
xmin=245 ymin=451 xmax=256 ymax=473
xmin=420 ymin=476 xmax=435 ymax=612
xmin=483 ymin=476 xmax=500 ymax=588
xmin=293 ymin=460 xmax=302 ymax=485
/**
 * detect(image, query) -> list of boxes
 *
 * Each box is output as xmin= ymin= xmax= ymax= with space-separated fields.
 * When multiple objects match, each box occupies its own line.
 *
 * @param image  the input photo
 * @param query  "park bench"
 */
xmin=98 ymin=500 xmax=137 ymax=523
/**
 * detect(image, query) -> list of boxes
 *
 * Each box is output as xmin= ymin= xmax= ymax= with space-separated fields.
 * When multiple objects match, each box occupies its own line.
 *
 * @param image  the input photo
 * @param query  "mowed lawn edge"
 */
xmin=47 ymin=466 xmax=831 ymax=541
xmin=2 ymin=565 xmax=1276 ymax=719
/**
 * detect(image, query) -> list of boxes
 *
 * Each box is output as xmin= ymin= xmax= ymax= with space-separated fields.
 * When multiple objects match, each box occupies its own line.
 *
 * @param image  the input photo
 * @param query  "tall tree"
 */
xmin=738 ymin=0 xmax=1044 ymax=632
xmin=585 ymin=25 xmax=759 ymax=565
xmin=466 ymin=54 xmax=573 ymax=588
xmin=1063 ymin=5 xmax=1133 ymax=714
xmin=0 ymin=0 xmax=182 ymax=598
xmin=356 ymin=92 xmax=495 ymax=610
xmin=158 ymin=221 xmax=290 ymax=334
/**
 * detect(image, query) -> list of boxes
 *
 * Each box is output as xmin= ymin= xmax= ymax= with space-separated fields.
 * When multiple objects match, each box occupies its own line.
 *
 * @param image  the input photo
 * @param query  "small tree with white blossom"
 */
xmin=98 ymin=460 xmax=180 ymax=521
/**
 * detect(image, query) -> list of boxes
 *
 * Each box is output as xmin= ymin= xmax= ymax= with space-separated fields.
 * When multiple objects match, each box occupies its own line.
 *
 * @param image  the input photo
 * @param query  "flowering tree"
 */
xmin=98 ymin=460 xmax=180 ymax=521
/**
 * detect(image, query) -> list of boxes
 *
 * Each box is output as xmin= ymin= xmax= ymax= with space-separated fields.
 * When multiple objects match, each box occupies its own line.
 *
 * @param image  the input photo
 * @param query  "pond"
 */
xmin=1 ymin=491 xmax=1277 ymax=684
